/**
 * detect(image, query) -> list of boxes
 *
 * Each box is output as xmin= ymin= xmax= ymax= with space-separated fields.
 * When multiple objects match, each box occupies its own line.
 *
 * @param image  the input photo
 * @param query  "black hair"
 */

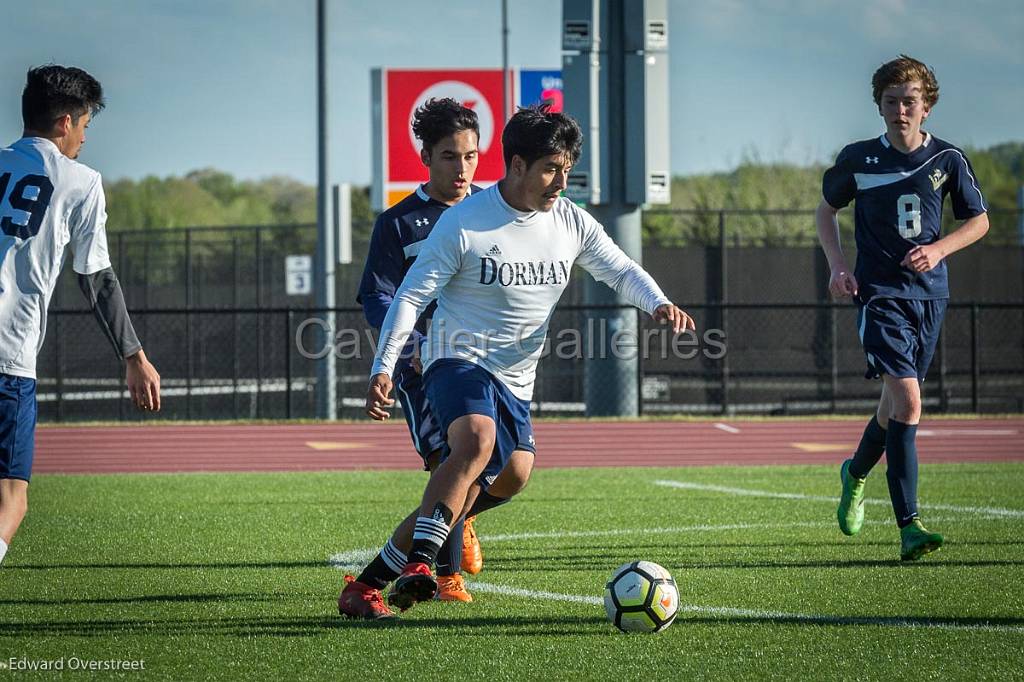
xmin=411 ymin=98 xmax=479 ymax=154
xmin=501 ymin=104 xmax=582 ymax=169
xmin=22 ymin=64 xmax=105 ymax=132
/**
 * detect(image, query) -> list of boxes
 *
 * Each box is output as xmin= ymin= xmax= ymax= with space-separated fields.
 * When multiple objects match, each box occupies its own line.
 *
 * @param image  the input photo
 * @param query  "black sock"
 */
xmin=885 ymin=419 xmax=920 ymax=528
xmin=849 ymin=416 xmax=887 ymax=479
xmin=407 ymin=509 xmax=451 ymax=567
xmin=355 ymin=539 xmax=406 ymax=590
xmin=466 ymin=490 xmax=510 ymax=517
xmin=435 ymin=517 xmax=464 ymax=577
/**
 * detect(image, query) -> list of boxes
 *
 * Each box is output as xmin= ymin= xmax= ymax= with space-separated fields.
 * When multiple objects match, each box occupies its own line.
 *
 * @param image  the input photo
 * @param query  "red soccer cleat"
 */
xmin=338 ymin=575 xmax=396 ymax=620
xmin=387 ymin=562 xmax=437 ymax=612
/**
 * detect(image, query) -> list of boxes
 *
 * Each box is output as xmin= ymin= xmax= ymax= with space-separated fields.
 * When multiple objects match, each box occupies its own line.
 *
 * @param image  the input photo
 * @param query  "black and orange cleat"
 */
xmin=387 ymin=562 xmax=437 ymax=612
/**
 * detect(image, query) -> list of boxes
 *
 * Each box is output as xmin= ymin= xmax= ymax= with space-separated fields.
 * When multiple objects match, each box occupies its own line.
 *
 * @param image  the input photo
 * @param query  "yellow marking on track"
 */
xmin=791 ymin=442 xmax=852 ymax=453
xmin=305 ymin=441 xmax=371 ymax=451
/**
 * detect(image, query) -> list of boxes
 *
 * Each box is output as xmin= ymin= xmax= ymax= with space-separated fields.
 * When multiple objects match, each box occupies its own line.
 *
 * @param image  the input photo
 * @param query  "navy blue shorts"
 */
xmin=0 ymin=374 xmax=37 ymax=482
xmin=394 ymin=370 xmax=446 ymax=466
xmin=423 ymin=359 xmax=536 ymax=491
xmin=857 ymin=297 xmax=947 ymax=381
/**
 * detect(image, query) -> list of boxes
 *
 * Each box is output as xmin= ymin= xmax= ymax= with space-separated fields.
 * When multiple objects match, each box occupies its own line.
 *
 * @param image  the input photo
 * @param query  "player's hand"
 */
xmin=829 ymin=266 xmax=859 ymax=299
xmin=652 ymin=303 xmax=696 ymax=334
xmin=366 ymin=373 xmax=395 ymax=421
xmin=126 ymin=349 xmax=161 ymax=412
xmin=901 ymin=244 xmax=944 ymax=273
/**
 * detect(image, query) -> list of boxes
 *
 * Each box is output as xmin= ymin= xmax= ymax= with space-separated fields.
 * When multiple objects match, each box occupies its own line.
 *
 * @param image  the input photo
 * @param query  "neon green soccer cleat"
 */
xmin=900 ymin=519 xmax=944 ymax=561
xmin=837 ymin=458 xmax=867 ymax=536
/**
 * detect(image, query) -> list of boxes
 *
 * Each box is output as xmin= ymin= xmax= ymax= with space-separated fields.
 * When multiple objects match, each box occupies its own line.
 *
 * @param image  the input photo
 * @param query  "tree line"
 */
xmin=104 ymin=142 xmax=1024 ymax=246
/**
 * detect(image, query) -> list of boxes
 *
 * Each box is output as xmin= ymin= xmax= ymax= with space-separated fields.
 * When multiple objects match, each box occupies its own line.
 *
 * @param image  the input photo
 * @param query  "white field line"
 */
xmin=918 ymin=428 xmax=1018 ymax=437
xmin=468 ymin=582 xmax=1024 ymax=634
xmin=327 ymin=522 xmax=840 ymax=570
xmin=653 ymin=480 xmax=1024 ymax=519
xmin=713 ymin=423 xmax=741 ymax=434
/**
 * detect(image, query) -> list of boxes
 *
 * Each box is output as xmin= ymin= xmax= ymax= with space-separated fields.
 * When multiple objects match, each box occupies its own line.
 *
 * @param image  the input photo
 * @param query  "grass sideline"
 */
xmin=2 ymin=463 xmax=1023 ymax=680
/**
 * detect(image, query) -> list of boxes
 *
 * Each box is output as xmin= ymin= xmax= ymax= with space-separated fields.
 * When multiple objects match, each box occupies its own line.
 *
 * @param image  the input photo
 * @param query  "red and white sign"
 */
xmin=372 ymin=68 xmax=561 ymax=210
xmin=376 ymin=69 xmax=507 ymax=209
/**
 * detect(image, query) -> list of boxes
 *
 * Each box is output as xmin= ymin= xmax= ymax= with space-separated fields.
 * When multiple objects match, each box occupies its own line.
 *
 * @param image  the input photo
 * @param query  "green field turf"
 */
xmin=2 ymin=463 xmax=1023 ymax=680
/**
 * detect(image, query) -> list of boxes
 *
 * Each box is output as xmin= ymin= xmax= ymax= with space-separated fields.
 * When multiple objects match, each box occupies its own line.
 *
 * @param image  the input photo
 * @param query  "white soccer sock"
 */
xmin=0 ymin=538 xmax=8 ymax=565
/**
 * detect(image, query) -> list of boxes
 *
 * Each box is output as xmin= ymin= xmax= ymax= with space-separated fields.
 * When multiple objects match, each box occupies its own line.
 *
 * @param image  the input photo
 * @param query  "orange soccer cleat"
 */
xmin=461 ymin=515 xmax=483 ymax=575
xmin=436 ymin=573 xmax=473 ymax=602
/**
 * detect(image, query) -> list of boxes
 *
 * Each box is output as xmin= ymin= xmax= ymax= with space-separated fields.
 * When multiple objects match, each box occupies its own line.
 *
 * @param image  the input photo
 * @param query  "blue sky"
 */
xmin=2 ymin=0 xmax=1020 ymax=185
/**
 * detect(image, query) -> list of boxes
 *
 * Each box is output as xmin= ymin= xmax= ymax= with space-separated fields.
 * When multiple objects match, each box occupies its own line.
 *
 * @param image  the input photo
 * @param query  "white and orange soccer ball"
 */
xmin=603 ymin=561 xmax=679 ymax=633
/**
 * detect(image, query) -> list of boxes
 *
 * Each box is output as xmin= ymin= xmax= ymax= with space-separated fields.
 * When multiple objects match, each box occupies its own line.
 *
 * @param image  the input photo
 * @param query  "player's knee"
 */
xmin=490 ymin=450 xmax=535 ymax=498
xmin=0 ymin=489 xmax=28 ymax=523
xmin=447 ymin=415 xmax=496 ymax=461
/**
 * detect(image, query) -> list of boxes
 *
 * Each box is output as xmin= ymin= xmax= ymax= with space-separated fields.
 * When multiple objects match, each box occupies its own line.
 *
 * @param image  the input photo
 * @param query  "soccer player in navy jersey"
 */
xmin=0 ymin=66 xmax=161 ymax=567
xmin=817 ymin=55 xmax=989 ymax=560
xmin=340 ymin=98 xmax=486 ymax=612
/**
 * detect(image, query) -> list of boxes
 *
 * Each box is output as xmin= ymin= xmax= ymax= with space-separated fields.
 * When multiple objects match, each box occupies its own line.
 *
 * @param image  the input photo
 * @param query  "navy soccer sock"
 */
xmin=885 ymin=419 xmax=920 ymax=528
xmin=355 ymin=538 xmax=406 ymax=590
xmin=466 ymin=490 xmax=510 ymax=517
xmin=849 ymin=415 xmax=887 ymax=479
xmin=434 ymin=517 xmax=464 ymax=577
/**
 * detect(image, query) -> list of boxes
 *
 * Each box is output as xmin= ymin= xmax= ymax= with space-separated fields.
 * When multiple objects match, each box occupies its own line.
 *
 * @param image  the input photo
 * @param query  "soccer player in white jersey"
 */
xmin=338 ymin=104 xmax=694 ymax=619
xmin=0 ymin=65 xmax=161 ymax=566
xmin=818 ymin=55 xmax=988 ymax=560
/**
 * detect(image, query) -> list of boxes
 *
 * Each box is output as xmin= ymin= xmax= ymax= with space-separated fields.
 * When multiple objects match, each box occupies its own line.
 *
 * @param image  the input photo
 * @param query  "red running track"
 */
xmin=33 ymin=418 xmax=1024 ymax=475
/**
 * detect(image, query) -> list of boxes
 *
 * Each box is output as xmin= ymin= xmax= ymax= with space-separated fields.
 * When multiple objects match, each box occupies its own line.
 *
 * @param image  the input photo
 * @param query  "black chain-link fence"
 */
xmin=39 ymin=302 xmax=1024 ymax=422
xmin=36 ymin=210 xmax=1023 ymax=421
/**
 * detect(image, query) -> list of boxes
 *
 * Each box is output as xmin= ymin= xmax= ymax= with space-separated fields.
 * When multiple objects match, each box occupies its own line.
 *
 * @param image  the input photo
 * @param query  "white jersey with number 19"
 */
xmin=0 ymin=136 xmax=112 ymax=380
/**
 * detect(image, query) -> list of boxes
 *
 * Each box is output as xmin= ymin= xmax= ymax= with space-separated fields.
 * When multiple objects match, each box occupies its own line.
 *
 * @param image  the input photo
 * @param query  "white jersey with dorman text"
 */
xmin=370 ymin=184 xmax=671 ymax=400
xmin=0 ymin=137 xmax=111 ymax=379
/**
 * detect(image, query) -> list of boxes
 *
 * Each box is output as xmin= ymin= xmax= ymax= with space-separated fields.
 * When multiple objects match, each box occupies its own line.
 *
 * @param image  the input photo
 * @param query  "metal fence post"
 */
xmin=232 ymin=237 xmax=241 ymax=419
xmin=718 ymin=211 xmax=730 ymax=414
xmin=255 ymin=230 xmax=263 ymax=418
xmin=185 ymin=228 xmax=193 ymax=308
xmin=970 ymin=304 xmax=980 ymax=413
xmin=937 ymin=326 xmax=948 ymax=413
xmin=184 ymin=310 xmax=193 ymax=420
xmin=285 ymin=309 xmax=293 ymax=419
xmin=829 ymin=303 xmax=838 ymax=412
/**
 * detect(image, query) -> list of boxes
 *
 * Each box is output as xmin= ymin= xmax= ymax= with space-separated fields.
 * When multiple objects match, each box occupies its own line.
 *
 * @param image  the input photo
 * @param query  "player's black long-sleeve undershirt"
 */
xmin=76 ymin=267 xmax=142 ymax=360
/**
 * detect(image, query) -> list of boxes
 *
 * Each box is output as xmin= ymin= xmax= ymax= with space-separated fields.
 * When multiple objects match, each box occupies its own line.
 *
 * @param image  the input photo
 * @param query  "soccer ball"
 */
xmin=603 ymin=561 xmax=679 ymax=633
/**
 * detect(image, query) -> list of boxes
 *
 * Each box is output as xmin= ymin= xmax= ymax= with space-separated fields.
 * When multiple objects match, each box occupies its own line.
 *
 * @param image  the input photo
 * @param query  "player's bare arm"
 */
xmin=815 ymin=197 xmax=859 ymax=299
xmin=652 ymin=303 xmax=695 ymax=333
xmin=126 ymin=349 xmax=161 ymax=411
xmin=901 ymin=212 xmax=989 ymax=273
xmin=366 ymin=372 xmax=395 ymax=420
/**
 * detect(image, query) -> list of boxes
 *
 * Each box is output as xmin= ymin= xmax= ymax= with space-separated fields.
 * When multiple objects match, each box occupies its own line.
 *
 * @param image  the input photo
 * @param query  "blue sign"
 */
xmin=519 ymin=69 xmax=563 ymax=111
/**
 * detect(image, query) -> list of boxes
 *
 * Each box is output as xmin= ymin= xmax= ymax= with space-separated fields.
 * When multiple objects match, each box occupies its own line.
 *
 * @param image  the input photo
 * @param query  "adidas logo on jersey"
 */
xmin=929 ymin=169 xmax=949 ymax=191
xmin=486 ymin=244 xmax=502 ymax=256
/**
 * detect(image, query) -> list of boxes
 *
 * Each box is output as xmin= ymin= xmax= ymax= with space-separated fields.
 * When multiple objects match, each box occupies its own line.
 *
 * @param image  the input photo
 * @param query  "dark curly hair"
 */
xmin=501 ymin=103 xmax=582 ymax=170
xmin=411 ymin=98 xmax=479 ymax=154
xmin=22 ymin=64 xmax=105 ymax=132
